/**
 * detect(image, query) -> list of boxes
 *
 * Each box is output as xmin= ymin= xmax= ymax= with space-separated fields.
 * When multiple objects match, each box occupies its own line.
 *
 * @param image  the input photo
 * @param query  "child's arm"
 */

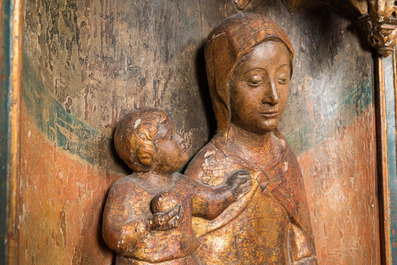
xmin=102 ymin=180 xmax=182 ymax=253
xmin=191 ymin=170 xmax=252 ymax=220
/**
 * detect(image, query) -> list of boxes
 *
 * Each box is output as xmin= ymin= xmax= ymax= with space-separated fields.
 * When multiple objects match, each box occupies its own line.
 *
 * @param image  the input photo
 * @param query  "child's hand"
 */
xmin=225 ymin=170 xmax=252 ymax=200
xmin=149 ymin=192 xmax=182 ymax=231
xmin=148 ymin=203 xmax=182 ymax=231
xmin=151 ymin=192 xmax=180 ymax=213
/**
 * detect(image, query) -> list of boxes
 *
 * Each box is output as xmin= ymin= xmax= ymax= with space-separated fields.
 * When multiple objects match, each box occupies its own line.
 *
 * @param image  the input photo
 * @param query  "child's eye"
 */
xmin=164 ymin=129 xmax=174 ymax=140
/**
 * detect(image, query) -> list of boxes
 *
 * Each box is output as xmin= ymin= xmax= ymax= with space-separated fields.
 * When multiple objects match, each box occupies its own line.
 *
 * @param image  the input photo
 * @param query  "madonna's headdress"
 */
xmin=205 ymin=12 xmax=294 ymax=136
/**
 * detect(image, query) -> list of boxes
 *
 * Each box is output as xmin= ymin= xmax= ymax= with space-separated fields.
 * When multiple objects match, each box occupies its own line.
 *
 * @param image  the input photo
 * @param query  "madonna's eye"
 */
xmin=169 ymin=133 xmax=173 ymax=140
xmin=246 ymin=75 xmax=263 ymax=87
xmin=277 ymin=74 xmax=289 ymax=84
xmin=278 ymin=78 xmax=288 ymax=84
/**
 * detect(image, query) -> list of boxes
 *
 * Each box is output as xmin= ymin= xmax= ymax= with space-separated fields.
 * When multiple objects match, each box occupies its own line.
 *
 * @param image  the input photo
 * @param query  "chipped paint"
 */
xmin=17 ymin=0 xmax=380 ymax=264
xmin=18 ymin=106 xmax=119 ymax=264
xmin=298 ymin=108 xmax=379 ymax=264
xmin=134 ymin=119 xmax=142 ymax=129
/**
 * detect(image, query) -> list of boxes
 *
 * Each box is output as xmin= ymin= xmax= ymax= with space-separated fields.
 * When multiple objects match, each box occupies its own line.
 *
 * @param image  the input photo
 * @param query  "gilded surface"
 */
xmin=102 ymin=108 xmax=251 ymax=264
xmin=359 ymin=0 xmax=397 ymax=57
xmin=20 ymin=0 xmax=379 ymax=264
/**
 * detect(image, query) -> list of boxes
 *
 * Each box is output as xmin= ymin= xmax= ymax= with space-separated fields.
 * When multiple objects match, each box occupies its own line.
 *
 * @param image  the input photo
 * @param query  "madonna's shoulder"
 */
xmin=273 ymin=133 xmax=300 ymax=163
xmin=184 ymin=141 xmax=219 ymax=179
xmin=284 ymin=142 xmax=300 ymax=163
xmin=191 ymin=141 xmax=219 ymax=160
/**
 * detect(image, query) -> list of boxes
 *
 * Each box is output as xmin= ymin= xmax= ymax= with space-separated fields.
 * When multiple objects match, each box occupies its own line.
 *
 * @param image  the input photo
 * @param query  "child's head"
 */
xmin=114 ymin=108 xmax=189 ymax=173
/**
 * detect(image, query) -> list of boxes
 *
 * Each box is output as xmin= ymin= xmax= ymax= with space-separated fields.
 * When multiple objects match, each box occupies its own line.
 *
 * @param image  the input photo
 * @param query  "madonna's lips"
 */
xmin=259 ymin=112 xmax=279 ymax=118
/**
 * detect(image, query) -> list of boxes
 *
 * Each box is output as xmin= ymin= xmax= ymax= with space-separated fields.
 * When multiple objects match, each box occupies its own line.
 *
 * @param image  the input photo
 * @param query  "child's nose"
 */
xmin=176 ymin=133 xmax=186 ymax=147
xmin=177 ymin=134 xmax=185 ymax=144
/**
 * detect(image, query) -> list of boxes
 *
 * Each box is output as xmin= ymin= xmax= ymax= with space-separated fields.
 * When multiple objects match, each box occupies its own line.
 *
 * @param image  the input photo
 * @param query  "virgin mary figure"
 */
xmin=185 ymin=13 xmax=318 ymax=265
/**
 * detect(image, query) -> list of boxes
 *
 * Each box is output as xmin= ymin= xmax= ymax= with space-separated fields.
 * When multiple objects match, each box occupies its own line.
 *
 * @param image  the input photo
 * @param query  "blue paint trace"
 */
xmin=22 ymin=51 xmax=119 ymax=171
xmin=285 ymin=77 xmax=373 ymax=156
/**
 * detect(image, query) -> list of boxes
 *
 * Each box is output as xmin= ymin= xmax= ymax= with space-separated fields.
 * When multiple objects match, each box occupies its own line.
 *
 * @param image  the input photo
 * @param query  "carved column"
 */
xmin=361 ymin=2 xmax=397 ymax=265
xmin=375 ymin=48 xmax=397 ymax=265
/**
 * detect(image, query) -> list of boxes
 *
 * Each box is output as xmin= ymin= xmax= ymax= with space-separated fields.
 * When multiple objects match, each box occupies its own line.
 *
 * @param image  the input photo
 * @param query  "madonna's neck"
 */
xmin=226 ymin=123 xmax=273 ymax=151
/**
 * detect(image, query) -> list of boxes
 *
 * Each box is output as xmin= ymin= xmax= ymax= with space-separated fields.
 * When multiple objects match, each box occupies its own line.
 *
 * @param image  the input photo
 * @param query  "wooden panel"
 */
xmin=270 ymin=5 xmax=379 ymax=265
xmin=281 ymin=0 xmax=316 ymax=13
xmin=19 ymin=0 xmax=380 ymax=264
xmin=317 ymin=0 xmax=368 ymax=17
xmin=281 ymin=0 xmax=368 ymax=17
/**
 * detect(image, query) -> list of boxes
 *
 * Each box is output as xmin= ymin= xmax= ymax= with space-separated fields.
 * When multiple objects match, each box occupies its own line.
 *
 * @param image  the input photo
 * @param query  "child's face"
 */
xmin=153 ymin=119 xmax=189 ymax=173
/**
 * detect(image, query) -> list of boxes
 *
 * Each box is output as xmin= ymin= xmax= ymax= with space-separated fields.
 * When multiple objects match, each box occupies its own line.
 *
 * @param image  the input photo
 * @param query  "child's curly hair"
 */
xmin=114 ymin=108 xmax=168 ymax=172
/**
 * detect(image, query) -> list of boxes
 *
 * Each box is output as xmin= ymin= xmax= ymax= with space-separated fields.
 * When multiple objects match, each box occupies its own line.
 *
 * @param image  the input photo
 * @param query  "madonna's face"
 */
xmin=230 ymin=41 xmax=292 ymax=134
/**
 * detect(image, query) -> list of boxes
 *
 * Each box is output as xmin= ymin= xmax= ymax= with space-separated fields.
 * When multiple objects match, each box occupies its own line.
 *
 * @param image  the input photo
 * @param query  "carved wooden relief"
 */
xmin=102 ymin=108 xmax=252 ymax=264
xmin=16 ymin=0 xmax=384 ymax=264
xmin=185 ymin=13 xmax=318 ymax=265
xmin=359 ymin=0 xmax=397 ymax=57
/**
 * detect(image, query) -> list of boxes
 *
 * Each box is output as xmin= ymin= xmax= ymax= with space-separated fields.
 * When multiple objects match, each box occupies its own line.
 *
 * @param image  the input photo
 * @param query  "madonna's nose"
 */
xmin=262 ymin=81 xmax=279 ymax=104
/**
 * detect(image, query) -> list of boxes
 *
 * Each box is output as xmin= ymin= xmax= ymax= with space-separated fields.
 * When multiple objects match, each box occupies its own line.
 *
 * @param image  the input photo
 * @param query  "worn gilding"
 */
xmin=18 ymin=0 xmax=380 ymax=264
xmin=359 ymin=1 xmax=397 ymax=57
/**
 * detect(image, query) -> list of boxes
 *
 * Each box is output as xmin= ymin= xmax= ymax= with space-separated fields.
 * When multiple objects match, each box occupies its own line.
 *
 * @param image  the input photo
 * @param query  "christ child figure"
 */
xmin=102 ymin=108 xmax=252 ymax=265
